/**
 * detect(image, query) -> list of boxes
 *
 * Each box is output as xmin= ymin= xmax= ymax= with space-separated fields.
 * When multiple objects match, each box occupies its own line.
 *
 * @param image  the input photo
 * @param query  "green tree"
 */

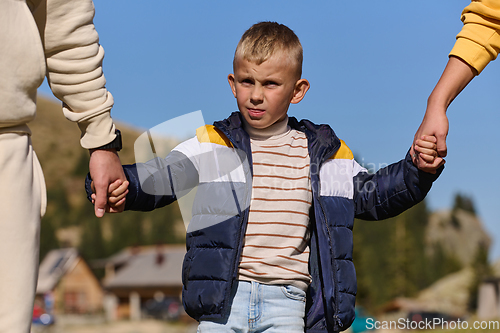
xmin=452 ymin=193 xmax=476 ymax=215
xmin=39 ymin=218 xmax=59 ymax=261
xmin=72 ymin=150 xmax=90 ymax=177
xmin=79 ymin=217 xmax=107 ymax=261
xmin=107 ymin=211 xmax=146 ymax=255
xmin=44 ymin=185 xmax=71 ymax=228
xmin=427 ymin=243 xmax=462 ymax=283
xmin=468 ymin=244 xmax=491 ymax=311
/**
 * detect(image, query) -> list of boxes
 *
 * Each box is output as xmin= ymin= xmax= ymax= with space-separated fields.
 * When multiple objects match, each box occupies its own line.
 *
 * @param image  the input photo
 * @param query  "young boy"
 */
xmin=88 ymin=22 xmax=443 ymax=333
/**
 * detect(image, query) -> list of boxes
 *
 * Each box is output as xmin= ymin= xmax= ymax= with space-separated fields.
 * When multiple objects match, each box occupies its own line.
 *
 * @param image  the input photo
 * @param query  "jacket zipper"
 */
xmin=220 ymin=119 xmax=344 ymax=329
xmin=317 ymin=182 xmax=343 ymax=331
xmin=315 ymin=140 xmax=343 ymax=331
xmin=216 ymin=125 xmax=253 ymax=317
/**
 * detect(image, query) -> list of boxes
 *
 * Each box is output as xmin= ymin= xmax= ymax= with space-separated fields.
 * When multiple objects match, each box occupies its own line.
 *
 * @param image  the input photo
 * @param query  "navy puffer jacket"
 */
xmin=86 ymin=112 xmax=441 ymax=332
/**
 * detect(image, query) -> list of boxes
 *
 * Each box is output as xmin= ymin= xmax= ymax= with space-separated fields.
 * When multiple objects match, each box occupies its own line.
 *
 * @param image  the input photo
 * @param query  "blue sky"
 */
xmin=39 ymin=1 xmax=500 ymax=259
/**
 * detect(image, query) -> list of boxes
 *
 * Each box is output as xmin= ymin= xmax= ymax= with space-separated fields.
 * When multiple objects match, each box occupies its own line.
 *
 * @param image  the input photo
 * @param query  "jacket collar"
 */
xmin=214 ymin=112 xmax=341 ymax=166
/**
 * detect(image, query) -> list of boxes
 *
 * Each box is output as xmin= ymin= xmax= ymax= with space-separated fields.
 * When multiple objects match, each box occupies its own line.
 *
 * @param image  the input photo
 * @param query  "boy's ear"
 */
xmin=228 ymin=74 xmax=237 ymax=98
xmin=290 ymin=79 xmax=310 ymax=104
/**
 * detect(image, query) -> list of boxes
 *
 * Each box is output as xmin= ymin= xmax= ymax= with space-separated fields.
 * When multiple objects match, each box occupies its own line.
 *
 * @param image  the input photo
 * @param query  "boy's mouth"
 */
xmin=247 ymin=108 xmax=265 ymax=118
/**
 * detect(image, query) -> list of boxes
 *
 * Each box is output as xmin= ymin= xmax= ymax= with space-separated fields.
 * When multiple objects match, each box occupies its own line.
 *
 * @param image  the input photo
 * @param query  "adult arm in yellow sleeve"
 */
xmin=451 ymin=0 xmax=500 ymax=74
xmin=412 ymin=57 xmax=475 ymax=172
xmin=412 ymin=0 xmax=499 ymax=172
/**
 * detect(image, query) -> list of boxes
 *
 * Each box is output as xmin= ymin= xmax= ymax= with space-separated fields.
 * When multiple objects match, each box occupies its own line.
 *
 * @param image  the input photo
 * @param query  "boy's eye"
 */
xmin=241 ymin=79 xmax=253 ymax=85
xmin=265 ymin=81 xmax=278 ymax=87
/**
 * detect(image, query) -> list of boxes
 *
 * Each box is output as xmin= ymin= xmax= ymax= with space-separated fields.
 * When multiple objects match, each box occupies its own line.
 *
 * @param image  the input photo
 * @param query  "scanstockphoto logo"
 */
xmin=133 ymin=111 xmax=387 ymax=232
xmin=366 ymin=317 xmax=500 ymax=331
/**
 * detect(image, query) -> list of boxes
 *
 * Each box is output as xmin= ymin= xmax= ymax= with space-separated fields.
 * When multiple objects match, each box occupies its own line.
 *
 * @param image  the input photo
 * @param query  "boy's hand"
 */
xmin=411 ymin=135 xmax=445 ymax=174
xmin=91 ymin=179 xmax=129 ymax=213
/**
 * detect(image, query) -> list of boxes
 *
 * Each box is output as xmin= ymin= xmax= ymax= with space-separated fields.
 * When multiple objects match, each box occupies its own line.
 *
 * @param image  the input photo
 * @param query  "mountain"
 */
xmin=426 ymin=208 xmax=491 ymax=267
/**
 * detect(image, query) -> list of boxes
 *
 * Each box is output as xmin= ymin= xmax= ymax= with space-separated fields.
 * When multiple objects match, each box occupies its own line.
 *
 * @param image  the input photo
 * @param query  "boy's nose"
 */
xmin=250 ymin=86 xmax=264 ymax=104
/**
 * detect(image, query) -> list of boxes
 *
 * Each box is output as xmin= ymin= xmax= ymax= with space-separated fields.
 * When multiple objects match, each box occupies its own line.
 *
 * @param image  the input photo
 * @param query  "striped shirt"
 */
xmin=238 ymin=117 xmax=312 ymax=291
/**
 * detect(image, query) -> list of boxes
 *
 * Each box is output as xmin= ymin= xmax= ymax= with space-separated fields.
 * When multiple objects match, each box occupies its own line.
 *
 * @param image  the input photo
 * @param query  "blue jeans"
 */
xmin=197 ymin=280 xmax=306 ymax=333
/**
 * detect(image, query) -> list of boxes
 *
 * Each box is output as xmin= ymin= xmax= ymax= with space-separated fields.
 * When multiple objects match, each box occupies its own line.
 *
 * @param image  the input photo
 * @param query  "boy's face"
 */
xmin=228 ymin=55 xmax=309 ymax=129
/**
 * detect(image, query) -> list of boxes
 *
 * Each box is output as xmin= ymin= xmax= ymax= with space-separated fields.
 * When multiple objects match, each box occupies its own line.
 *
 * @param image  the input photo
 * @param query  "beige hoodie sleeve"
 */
xmin=450 ymin=0 xmax=500 ymax=74
xmin=31 ymin=0 xmax=116 ymax=149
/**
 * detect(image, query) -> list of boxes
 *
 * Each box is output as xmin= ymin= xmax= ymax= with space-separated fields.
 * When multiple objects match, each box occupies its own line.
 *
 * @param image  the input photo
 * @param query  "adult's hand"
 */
xmin=89 ymin=148 xmax=126 ymax=217
xmin=411 ymin=56 xmax=475 ymax=171
xmin=411 ymin=106 xmax=449 ymax=173
xmin=414 ymin=107 xmax=449 ymax=158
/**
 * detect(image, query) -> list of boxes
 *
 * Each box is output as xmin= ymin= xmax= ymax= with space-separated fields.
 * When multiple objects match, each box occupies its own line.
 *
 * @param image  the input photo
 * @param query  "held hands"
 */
xmin=413 ymin=106 xmax=449 ymax=159
xmin=91 ymin=179 xmax=129 ymax=213
xmin=89 ymin=148 xmax=127 ymax=217
xmin=411 ymin=135 xmax=445 ymax=174
xmin=410 ymin=56 xmax=475 ymax=174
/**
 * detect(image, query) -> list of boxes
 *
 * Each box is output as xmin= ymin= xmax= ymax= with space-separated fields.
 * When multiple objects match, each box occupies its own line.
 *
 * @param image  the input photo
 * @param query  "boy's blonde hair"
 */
xmin=234 ymin=22 xmax=303 ymax=78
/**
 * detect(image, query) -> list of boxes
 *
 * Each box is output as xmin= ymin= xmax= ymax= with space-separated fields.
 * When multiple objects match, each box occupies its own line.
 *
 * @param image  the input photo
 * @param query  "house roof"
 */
xmin=91 ymin=247 xmax=135 ymax=269
xmin=36 ymin=248 xmax=80 ymax=294
xmin=104 ymin=245 xmax=186 ymax=289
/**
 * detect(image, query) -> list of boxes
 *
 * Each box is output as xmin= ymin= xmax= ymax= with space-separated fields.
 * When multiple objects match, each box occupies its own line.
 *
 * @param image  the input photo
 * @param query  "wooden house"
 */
xmin=95 ymin=245 xmax=187 ymax=321
xmin=36 ymin=248 xmax=104 ymax=314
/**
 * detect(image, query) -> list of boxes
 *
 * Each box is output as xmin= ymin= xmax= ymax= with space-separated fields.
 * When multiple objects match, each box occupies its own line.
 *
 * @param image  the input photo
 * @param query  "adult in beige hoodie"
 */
xmin=0 ymin=0 xmax=125 ymax=331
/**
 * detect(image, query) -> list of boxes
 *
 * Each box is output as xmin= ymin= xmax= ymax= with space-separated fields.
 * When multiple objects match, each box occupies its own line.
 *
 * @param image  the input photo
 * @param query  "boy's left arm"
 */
xmin=353 ymin=150 xmax=443 ymax=221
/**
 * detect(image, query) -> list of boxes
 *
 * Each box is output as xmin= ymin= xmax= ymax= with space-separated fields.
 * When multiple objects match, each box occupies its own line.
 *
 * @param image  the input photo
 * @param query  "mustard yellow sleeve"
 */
xmin=450 ymin=0 xmax=500 ymax=74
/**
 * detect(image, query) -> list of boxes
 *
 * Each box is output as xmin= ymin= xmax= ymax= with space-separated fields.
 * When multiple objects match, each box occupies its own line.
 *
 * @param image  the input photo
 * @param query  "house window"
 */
xmin=64 ymin=291 xmax=87 ymax=314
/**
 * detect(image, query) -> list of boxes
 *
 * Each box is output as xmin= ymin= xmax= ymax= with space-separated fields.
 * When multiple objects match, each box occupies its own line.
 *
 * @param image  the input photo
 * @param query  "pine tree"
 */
xmin=79 ymin=216 xmax=107 ymax=261
xmin=452 ymin=193 xmax=476 ymax=215
xmin=468 ymin=244 xmax=491 ymax=311
xmin=39 ymin=218 xmax=59 ymax=261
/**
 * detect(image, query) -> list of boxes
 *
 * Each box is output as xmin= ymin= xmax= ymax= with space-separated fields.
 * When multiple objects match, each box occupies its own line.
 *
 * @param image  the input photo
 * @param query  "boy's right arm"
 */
xmin=85 ymin=148 xmax=200 ymax=212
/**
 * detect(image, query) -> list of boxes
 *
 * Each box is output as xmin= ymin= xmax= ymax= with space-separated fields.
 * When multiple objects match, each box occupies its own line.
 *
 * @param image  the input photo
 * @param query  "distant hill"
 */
xmin=426 ymin=208 xmax=491 ymax=267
